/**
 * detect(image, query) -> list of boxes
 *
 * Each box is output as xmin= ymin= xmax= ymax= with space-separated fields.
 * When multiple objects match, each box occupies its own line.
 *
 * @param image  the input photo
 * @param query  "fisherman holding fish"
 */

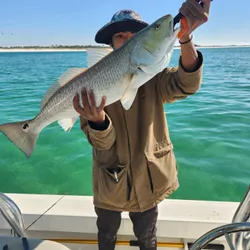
xmin=72 ymin=1 xmax=211 ymax=250
xmin=0 ymin=0 xmax=211 ymax=249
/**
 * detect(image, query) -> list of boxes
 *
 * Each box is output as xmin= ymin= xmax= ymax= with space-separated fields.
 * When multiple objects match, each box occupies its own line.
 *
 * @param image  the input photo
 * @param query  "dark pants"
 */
xmin=94 ymin=206 xmax=158 ymax=250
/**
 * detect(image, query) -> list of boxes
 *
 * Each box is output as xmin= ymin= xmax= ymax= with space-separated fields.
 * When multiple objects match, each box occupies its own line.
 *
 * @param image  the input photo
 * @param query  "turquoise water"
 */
xmin=0 ymin=48 xmax=249 ymax=202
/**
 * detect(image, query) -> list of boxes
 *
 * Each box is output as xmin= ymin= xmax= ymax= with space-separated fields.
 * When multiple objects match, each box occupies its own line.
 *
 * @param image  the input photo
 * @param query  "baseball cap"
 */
xmin=95 ymin=9 xmax=148 ymax=45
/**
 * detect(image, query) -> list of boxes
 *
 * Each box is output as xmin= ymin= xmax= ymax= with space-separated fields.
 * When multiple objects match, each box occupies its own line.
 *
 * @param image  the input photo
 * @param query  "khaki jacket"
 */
xmin=80 ymin=51 xmax=204 ymax=212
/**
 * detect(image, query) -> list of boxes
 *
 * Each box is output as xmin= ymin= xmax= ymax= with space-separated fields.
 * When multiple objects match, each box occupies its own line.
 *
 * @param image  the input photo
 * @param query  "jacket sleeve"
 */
xmin=155 ymin=50 xmax=204 ymax=103
xmin=80 ymin=113 xmax=116 ymax=150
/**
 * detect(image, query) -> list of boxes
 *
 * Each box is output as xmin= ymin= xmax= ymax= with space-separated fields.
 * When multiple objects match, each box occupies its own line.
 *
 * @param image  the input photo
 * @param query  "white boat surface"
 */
xmin=0 ymin=186 xmax=249 ymax=250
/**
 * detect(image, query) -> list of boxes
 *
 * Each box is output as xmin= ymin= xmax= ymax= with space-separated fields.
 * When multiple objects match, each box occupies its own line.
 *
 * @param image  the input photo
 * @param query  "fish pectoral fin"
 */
xmin=58 ymin=116 xmax=78 ymax=132
xmin=40 ymin=68 xmax=87 ymax=109
xmin=120 ymin=88 xmax=138 ymax=110
xmin=87 ymin=47 xmax=113 ymax=68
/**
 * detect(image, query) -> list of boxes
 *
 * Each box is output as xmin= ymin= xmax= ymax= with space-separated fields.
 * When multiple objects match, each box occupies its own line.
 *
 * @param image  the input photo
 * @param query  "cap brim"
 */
xmin=95 ymin=20 xmax=148 ymax=45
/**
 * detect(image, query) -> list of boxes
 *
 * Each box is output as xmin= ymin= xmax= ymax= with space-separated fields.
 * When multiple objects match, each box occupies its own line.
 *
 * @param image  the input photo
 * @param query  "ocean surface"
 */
xmin=0 ymin=47 xmax=249 ymax=203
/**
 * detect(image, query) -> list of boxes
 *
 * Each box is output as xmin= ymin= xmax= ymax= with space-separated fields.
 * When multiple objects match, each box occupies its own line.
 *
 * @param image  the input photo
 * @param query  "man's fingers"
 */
xmin=81 ymin=88 xmax=90 ymax=111
xmin=192 ymin=0 xmax=210 ymax=21
xmin=73 ymin=94 xmax=83 ymax=115
xmin=189 ymin=0 xmax=208 ymax=21
xmin=97 ymin=96 xmax=106 ymax=112
xmin=75 ymin=88 xmax=106 ymax=122
xmin=73 ymin=94 xmax=79 ymax=105
xmin=179 ymin=2 xmax=190 ymax=18
xmin=89 ymin=89 xmax=97 ymax=117
xmin=201 ymin=0 xmax=211 ymax=17
xmin=89 ymin=89 xmax=96 ymax=107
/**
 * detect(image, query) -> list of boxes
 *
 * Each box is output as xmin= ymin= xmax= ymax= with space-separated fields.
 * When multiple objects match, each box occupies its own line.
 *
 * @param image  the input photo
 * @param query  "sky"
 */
xmin=1 ymin=0 xmax=250 ymax=47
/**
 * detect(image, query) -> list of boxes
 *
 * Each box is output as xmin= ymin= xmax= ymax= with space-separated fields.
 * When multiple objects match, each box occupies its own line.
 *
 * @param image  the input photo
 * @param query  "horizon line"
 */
xmin=1 ymin=44 xmax=250 ymax=49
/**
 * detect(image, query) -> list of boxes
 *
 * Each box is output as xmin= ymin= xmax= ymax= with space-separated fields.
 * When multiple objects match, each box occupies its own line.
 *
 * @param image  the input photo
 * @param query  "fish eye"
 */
xmin=155 ymin=24 xmax=161 ymax=30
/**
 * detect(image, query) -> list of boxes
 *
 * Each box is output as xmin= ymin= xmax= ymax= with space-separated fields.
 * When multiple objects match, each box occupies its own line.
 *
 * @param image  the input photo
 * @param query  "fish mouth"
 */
xmin=172 ymin=20 xmax=182 ymax=38
xmin=168 ymin=14 xmax=182 ymax=38
xmin=173 ymin=26 xmax=179 ymax=34
xmin=165 ymin=17 xmax=175 ymax=37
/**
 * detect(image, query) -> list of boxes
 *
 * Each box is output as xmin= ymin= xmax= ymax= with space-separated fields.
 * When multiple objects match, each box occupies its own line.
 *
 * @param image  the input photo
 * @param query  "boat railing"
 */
xmin=190 ymin=185 xmax=250 ymax=250
xmin=0 ymin=192 xmax=26 ymax=237
xmin=0 ymin=186 xmax=249 ymax=249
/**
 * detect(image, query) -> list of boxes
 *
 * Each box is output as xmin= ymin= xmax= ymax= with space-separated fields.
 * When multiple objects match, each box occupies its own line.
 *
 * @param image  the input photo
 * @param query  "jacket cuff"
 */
xmin=88 ymin=115 xmax=110 ymax=131
xmin=87 ymin=114 xmax=115 ymax=141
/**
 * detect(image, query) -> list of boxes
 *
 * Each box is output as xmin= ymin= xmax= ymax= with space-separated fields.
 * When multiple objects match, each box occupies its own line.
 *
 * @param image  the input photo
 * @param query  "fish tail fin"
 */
xmin=0 ymin=120 xmax=39 ymax=158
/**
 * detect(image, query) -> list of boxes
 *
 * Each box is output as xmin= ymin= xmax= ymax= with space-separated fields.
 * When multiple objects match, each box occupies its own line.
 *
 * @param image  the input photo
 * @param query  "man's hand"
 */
xmin=73 ymin=88 xmax=106 ymax=123
xmin=179 ymin=0 xmax=211 ymax=42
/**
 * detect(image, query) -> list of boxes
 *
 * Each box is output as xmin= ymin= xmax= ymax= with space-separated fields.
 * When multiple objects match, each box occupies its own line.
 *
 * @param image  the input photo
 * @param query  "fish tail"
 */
xmin=0 ymin=119 xmax=39 ymax=158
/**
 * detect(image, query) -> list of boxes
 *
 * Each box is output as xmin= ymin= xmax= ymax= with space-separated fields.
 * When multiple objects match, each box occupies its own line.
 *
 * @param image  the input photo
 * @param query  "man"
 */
xmin=73 ymin=1 xmax=211 ymax=249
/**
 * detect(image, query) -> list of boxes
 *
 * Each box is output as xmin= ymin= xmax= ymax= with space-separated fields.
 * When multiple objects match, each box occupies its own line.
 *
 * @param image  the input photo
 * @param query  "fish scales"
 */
xmin=31 ymin=45 xmax=133 ymax=133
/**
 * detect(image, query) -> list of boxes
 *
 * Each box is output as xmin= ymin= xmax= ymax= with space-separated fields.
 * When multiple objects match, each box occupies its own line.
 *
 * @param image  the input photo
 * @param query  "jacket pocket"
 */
xmin=93 ymin=164 xmax=130 ymax=207
xmin=147 ymin=162 xmax=154 ymax=193
xmin=104 ymin=166 xmax=126 ymax=183
xmin=145 ymin=141 xmax=177 ymax=195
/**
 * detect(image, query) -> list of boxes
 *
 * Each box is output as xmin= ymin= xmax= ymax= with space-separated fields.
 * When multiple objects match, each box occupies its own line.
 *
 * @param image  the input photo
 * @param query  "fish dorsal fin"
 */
xmin=87 ymin=47 xmax=113 ymax=68
xmin=40 ymin=68 xmax=86 ymax=109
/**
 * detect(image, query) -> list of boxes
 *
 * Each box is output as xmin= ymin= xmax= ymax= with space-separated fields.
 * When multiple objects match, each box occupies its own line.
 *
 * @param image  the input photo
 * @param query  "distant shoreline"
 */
xmin=175 ymin=45 xmax=250 ymax=49
xmin=0 ymin=45 xmax=249 ymax=52
xmin=0 ymin=48 xmax=88 ymax=52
